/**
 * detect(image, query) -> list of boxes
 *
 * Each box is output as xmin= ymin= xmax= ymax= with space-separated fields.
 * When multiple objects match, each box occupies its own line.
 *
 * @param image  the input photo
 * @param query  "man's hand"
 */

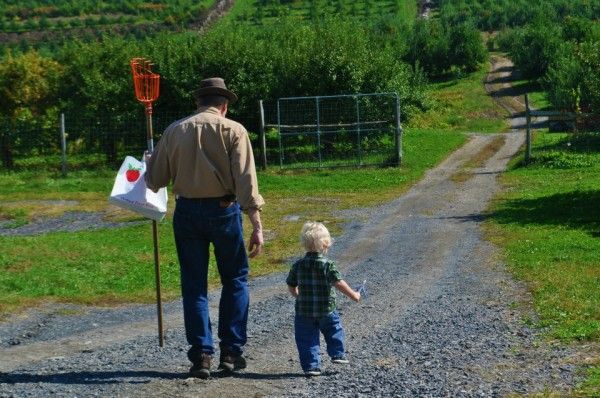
xmin=247 ymin=208 xmax=263 ymax=258
xmin=248 ymin=227 xmax=264 ymax=258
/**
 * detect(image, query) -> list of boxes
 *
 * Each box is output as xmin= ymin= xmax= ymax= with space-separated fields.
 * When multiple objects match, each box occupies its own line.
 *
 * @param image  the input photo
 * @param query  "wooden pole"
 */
xmin=146 ymin=109 xmax=164 ymax=348
xmin=259 ymin=100 xmax=267 ymax=170
xmin=60 ymin=113 xmax=67 ymax=177
xmin=394 ymin=95 xmax=402 ymax=166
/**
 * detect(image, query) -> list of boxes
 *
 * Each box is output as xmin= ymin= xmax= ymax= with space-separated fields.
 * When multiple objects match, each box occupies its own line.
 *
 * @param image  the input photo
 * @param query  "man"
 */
xmin=145 ymin=77 xmax=264 ymax=379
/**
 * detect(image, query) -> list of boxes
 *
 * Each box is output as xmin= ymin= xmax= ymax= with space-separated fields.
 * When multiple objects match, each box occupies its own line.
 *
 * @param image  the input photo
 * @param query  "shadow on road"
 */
xmin=0 ymin=369 xmax=309 ymax=385
xmin=487 ymin=190 xmax=600 ymax=235
xmin=217 ymin=370 xmax=309 ymax=380
xmin=0 ymin=370 xmax=184 ymax=385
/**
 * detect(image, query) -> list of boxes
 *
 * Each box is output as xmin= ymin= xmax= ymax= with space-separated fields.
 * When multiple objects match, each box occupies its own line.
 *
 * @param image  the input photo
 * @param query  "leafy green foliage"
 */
xmin=438 ymin=0 xmax=600 ymax=31
xmin=0 ymin=50 xmax=63 ymax=168
xmin=0 ymin=18 xmax=432 ymax=167
xmin=229 ymin=0 xmax=413 ymax=25
xmin=491 ymin=5 xmax=600 ymax=114
xmin=407 ymin=19 xmax=486 ymax=76
xmin=544 ymin=40 xmax=600 ymax=113
xmin=0 ymin=0 xmax=214 ymax=33
xmin=501 ymin=24 xmax=563 ymax=79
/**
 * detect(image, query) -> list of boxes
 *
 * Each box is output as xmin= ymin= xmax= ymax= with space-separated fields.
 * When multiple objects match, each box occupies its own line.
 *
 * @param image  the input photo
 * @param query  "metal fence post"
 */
xmin=60 ymin=113 xmax=67 ymax=176
xmin=394 ymin=94 xmax=402 ymax=166
xmin=258 ymin=100 xmax=267 ymax=170
xmin=277 ymin=99 xmax=283 ymax=168
xmin=525 ymin=94 xmax=531 ymax=165
xmin=316 ymin=96 xmax=322 ymax=167
xmin=355 ymin=96 xmax=362 ymax=166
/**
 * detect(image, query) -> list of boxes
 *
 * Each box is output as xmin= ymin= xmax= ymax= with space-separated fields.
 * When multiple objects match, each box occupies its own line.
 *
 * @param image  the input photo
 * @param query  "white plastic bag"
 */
xmin=108 ymin=155 xmax=168 ymax=221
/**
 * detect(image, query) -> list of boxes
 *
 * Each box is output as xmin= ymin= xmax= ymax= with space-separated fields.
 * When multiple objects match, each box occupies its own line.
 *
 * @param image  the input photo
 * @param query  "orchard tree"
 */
xmin=0 ymin=50 xmax=63 ymax=168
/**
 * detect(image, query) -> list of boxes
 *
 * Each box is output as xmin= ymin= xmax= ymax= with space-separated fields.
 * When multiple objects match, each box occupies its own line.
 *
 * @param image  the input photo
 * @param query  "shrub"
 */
xmin=546 ymin=40 xmax=600 ymax=113
xmin=507 ymin=24 xmax=563 ymax=79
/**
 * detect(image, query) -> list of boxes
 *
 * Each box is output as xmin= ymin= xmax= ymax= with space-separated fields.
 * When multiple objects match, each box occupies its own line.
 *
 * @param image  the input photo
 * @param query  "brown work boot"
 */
xmin=188 ymin=351 xmax=212 ymax=379
xmin=218 ymin=350 xmax=247 ymax=372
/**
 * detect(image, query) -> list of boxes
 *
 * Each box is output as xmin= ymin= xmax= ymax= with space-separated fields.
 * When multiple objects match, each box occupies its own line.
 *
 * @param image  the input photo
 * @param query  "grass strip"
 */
xmin=451 ymin=134 xmax=506 ymax=183
xmin=485 ymin=130 xmax=600 ymax=393
xmin=409 ymin=63 xmax=510 ymax=134
xmin=0 ymin=128 xmax=466 ymax=315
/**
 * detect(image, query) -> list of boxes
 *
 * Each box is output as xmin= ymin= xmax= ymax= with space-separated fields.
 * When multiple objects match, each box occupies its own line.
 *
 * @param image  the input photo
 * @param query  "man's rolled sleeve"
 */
xmin=145 ymin=132 xmax=171 ymax=192
xmin=231 ymin=129 xmax=265 ymax=211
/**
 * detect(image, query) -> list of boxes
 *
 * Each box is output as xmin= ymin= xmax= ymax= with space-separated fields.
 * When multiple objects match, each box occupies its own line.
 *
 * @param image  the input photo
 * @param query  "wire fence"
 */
xmin=0 ymin=110 xmax=234 ymax=172
xmin=260 ymin=93 xmax=402 ymax=169
xmin=0 ymin=92 xmax=403 ymax=172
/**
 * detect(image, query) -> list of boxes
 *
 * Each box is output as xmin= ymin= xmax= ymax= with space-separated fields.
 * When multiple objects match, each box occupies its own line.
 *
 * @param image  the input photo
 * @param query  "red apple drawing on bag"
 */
xmin=126 ymin=164 xmax=141 ymax=182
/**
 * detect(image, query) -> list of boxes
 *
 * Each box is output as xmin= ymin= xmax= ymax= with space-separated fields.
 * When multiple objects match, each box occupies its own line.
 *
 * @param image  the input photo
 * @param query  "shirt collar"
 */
xmin=306 ymin=252 xmax=324 ymax=259
xmin=197 ymin=106 xmax=222 ymax=116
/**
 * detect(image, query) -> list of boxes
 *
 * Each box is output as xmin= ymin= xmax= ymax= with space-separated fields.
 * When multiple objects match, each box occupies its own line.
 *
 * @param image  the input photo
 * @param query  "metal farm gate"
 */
xmin=260 ymin=93 xmax=402 ymax=169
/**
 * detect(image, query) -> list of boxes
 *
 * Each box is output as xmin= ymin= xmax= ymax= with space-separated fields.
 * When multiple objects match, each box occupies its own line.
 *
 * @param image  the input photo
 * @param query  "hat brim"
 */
xmin=193 ymin=87 xmax=238 ymax=104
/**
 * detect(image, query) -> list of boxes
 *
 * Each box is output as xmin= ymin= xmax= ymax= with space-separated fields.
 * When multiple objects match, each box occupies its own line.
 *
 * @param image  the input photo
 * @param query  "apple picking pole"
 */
xmin=130 ymin=58 xmax=164 ymax=347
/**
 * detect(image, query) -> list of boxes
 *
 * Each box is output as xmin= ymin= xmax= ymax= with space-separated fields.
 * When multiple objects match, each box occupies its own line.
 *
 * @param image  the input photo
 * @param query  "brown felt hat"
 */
xmin=193 ymin=77 xmax=238 ymax=104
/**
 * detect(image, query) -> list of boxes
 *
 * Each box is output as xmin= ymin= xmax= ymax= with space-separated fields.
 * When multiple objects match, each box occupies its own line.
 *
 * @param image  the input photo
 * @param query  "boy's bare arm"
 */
xmin=334 ymin=280 xmax=361 ymax=302
xmin=288 ymin=285 xmax=298 ymax=297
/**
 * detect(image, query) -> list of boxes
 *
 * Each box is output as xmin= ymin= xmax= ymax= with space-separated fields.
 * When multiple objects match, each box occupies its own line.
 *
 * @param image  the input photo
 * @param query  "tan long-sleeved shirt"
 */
xmin=145 ymin=106 xmax=265 ymax=211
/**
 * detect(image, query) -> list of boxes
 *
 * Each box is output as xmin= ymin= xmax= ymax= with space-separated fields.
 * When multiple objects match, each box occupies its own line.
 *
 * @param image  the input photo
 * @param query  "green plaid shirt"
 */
xmin=286 ymin=252 xmax=341 ymax=318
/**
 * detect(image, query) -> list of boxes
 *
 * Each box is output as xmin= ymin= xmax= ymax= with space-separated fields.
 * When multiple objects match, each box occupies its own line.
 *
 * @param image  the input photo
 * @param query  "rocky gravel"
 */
xmin=0 ymin=59 xmax=583 ymax=398
xmin=0 ymin=131 xmax=580 ymax=398
xmin=0 ymin=211 xmax=145 ymax=236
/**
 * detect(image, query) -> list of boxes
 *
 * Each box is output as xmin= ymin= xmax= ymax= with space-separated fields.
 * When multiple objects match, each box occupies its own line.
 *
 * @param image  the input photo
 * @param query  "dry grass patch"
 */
xmin=451 ymin=135 xmax=507 ymax=183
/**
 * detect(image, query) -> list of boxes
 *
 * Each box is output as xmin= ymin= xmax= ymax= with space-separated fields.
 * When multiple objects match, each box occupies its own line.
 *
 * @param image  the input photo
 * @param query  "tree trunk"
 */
xmin=1 ymin=131 xmax=14 ymax=169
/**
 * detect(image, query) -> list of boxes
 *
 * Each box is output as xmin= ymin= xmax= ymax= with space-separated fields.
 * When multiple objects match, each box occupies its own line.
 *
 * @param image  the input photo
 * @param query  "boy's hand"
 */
xmin=353 ymin=280 xmax=367 ymax=300
xmin=353 ymin=291 xmax=361 ymax=302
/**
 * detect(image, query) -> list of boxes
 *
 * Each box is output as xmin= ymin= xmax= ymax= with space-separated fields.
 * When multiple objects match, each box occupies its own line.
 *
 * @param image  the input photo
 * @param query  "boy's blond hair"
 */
xmin=300 ymin=221 xmax=331 ymax=253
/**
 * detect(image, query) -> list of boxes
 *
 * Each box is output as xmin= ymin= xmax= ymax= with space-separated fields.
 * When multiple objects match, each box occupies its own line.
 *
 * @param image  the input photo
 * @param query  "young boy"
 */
xmin=286 ymin=221 xmax=361 ymax=376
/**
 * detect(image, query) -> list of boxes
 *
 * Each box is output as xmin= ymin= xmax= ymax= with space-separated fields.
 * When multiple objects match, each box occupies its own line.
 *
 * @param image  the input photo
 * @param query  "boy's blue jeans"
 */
xmin=294 ymin=311 xmax=346 ymax=371
xmin=173 ymin=197 xmax=249 ymax=356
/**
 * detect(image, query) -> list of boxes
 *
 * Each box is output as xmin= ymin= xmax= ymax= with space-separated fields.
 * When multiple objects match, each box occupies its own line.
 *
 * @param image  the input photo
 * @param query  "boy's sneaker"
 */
xmin=189 ymin=353 xmax=212 ymax=379
xmin=305 ymin=368 xmax=322 ymax=377
xmin=218 ymin=351 xmax=247 ymax=372
xmin=331 ymin=356 xmax=349 ymax=364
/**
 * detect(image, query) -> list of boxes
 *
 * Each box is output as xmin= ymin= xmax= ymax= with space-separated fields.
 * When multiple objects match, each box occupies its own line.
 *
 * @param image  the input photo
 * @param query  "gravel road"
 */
xmin=0 ymin=60 xmax=581 ymax=397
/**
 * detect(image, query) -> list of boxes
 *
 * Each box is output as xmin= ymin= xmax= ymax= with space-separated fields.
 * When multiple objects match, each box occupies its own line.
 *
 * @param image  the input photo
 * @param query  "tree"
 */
xmin=447 ymin=23 xmax=486 ymax=73
xmin=0 ymin=50 xmax=63 ymax=168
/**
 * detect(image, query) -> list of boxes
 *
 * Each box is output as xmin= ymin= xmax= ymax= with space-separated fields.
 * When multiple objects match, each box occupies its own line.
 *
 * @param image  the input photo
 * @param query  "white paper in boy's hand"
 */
xmin=354 ymin=280 xmax=367 ymax=299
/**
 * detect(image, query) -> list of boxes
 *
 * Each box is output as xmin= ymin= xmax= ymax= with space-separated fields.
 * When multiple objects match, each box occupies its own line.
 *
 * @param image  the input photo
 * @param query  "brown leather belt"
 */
xmin=178 ymin=195 xmax=236 ymax=207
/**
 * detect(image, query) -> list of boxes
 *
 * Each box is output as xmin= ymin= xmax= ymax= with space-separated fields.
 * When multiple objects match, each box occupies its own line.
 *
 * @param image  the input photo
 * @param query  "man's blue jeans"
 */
xmin=294 ymin=311 xmax=345 ymax=371
xmin=173 ymin=197 xmax=249 ymax=356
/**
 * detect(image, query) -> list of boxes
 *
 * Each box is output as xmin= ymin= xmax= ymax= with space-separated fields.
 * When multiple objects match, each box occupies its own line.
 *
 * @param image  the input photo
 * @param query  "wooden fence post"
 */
xmin=60 ymin=113 xmax=68 ymax=176
xmin=258 ymin=100 xmax=267 ymax=170
xmin=394 ymin=94 xmax=402 ymax=166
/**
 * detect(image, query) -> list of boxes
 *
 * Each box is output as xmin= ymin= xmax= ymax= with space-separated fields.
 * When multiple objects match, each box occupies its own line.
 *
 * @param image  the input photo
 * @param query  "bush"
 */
xmin=407 ymin=19 xmax=485 ymax=76
xmin=507 ymin=24 xmax=563 ymax=79
xmin=546 ymin=40 xmax=600 ymax=113
xmin=0 ymin=17 xmax=433 ymax=165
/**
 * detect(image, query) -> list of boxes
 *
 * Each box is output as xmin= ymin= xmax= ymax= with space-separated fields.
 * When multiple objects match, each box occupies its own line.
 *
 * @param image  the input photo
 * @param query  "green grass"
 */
xmin=510 ymin=79 xmax=552 ymax=111
xmin=0 ymin=0 xmax=216 ymax=33
xmin=578 ymin=365 xmax=600 ymax=397
xmin=408 ymin=63 xmax=510 ymax=133
xmin=485 ymin=130 xmax=600 ymax=393
xmin=0 ymin=128 xmax=466 ymax=315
